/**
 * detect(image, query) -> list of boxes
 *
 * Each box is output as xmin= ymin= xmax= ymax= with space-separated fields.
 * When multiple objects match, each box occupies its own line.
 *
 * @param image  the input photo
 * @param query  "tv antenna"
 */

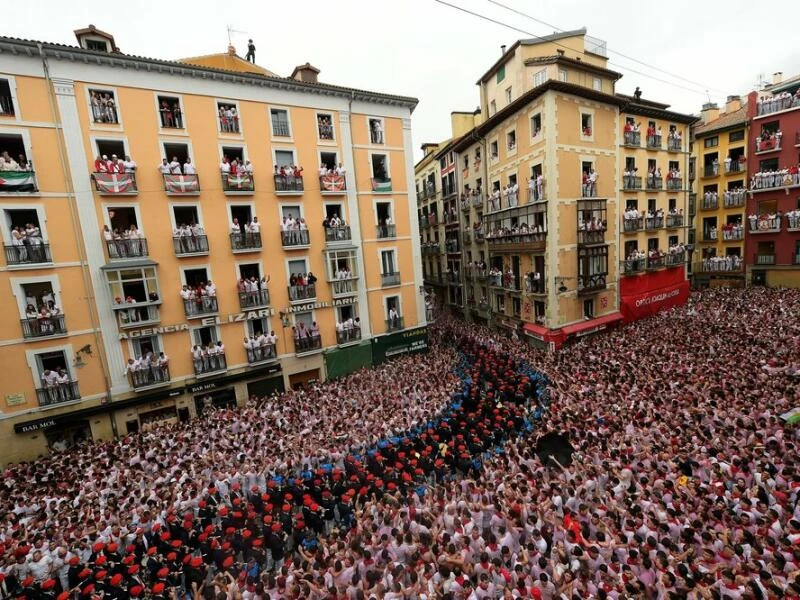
xmin=227 ymin=25 xmax=248 ymax=46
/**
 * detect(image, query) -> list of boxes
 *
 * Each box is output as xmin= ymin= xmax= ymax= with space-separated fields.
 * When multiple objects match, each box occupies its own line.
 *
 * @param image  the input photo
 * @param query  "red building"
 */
xmin=745 ymin=78 xmax=800 ymax=287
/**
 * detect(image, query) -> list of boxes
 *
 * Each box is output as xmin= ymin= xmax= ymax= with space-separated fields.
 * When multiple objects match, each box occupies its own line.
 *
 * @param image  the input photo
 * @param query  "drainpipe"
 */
xmin=37 ymin=43 xmax=117 ymax=438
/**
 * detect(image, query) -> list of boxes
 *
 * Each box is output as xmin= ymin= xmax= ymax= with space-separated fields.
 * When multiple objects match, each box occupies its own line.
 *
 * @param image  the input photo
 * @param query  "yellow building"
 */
xmin=0 ymin=26 xmax=423 ymax=462
xmin=419 ymin=28 xmax=695 ymax=345
xmin=691 ymin=97 xmax=749 ymax=286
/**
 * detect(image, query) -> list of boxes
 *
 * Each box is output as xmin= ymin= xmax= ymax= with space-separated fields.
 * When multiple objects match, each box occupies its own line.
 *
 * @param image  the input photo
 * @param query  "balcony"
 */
xmin=721 ymin=227 xmax=744 ymax=241
xmin=623 ymin=176 xmax=642 ymax=191
xmin=462 ymin=231 xmax=471 ymax=245
xmin=163 ymin=173 xmax=200 ymax=195
xmin=703 ymin=165 xmax=719 ymax=178
xmin=524 ymin=275 xmax=546 ymax=295
xmin=377 ymin=224 xmax=396 ymax=239
xmin=472 ymin=193 xmax=484 ymax=209
xmin=446 ymin=271 xmax=461 ymax=286
xmin=581 ymin=185 xmax=599 ymax=198
xmin=106 ymin=238 xmax=148 ymax=260
xmin=0 ymin=170 xmax=38 ymax=193
xmin=666 ymin=177 xmax=683 ymax=190
xmin=621 ymin=258 xmax=646 ymax=275
xmin=748 ymin=215 xmax=781 ymax=234
xmin=381 ymin=272 xmax=401 ymax=287
xmin=246 ymin=345 xmax=278 ymax=365
xmin=320 ymin=174 xmax=347 ymax=195
xmin=577 ymin=229 xmax=607 ymax=245
xmin=281 ymin=229 xmax=310 ymax=248
xmin=221 ymin=173 xmax=255 ymax=194
xmin=646 ymin=134 xmax=662 ymax=150
xmin=21 ymin=314 xmax=67 ymax=339
xmin=577 ymin=274 xmax=607 ymax=295
xmin=647 ymin=255 xmax=665 ymax=270
xmin=173 ymin=235 xmax=209 ymax=256
xmin=193 ymin=352 xmax=227 ymax=377
xmin=115 ymin=304 xmax=160 ymax=328
xmin=274 ymin=174 xmax=304 ymax=195
xmin=700 ymin=196 xmax=719 ymax=211
xmin=751 ymin=172 xmax=800 ymax=192
xmin=460 ymin=198 xmax=470 ymax=212
xmin=723 ymin=190 xmax=746 ymax=208
xmin=724 ymin=162 xmax=745 ymax=175
xmin=4 ymin=243 xmax=52 ymax=266
xmin=129 ymin=365 xmax=170 ymax=391
xmin=238 ymin=289 xmax=270 ymax=310
xmin=645 ymin=216 xmax=664 ymax=230
xmin=325 ymin=226 xmax=351 ymax=244
xmin=667 ymin=138 xmax=682 ymax=152
xmin=645 ymin=176 xmax=663 ymax=191
xmin=754 ymin=253 xmax=776 ymax=265
xmin=294 ymin=335 xmax=322 ymax=355
xmin=336 ymin=327 xmax=362 ymax=346
xmin=230 ymin=231 xmax=262 ymax=253
xmin=666 ymin=214 xmax=683 ymax=228
xmin=756 ymin=96 xmax=800 ymax=117
xmin=698 ymin=256 xmax=744 ymax=272
xmin=183 ymin=296 xmax=219 ymax=318
xmin=288 ymin=283 xmax=316 ymax=303
xmin=788 ymin=214 xmax=800 ymax=231
xmin=486 ymin=231 xmax=546 ymax=253
xmin=36 ymin=381 xmax=80 ymax=407
xmin=754 ymin=136 xmax=781 ymax=154
xmin=421 ymin=243 xmax=441 ymax=256
xmin=330 ymin=277 xmax=358 ymax=298
xmin=445 ymin=240 xmax=460 ymax=254
xmin=623 ymin=131 xmax=641 ymax=147
xmin=386 ymin=317 xmax=405 ymax=332
xmin=665 ymin=252 xmax=686 ymax=267
xmin=623 ymin=217 xmax=643 ymax=233
xmin=92 ymin=172 xmax=137 ymax=195
xmin=371 ymin=177 xmax=392 ymax=193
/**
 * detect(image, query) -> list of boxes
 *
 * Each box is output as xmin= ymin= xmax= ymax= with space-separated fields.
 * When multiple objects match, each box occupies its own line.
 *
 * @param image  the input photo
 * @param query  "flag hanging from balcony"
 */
xmin=164 ymin=174 xmax=200 ymax=193
xmin=224 ymin=173 xmax=254 ymax=191
xmin=321 ymin=174 xmax=345 ymax=192
xmin=0 ymin=171 xmax=37 ymax=192
xmin=371 ymin=178 xmax=392 ymax=192
xmin=93 ymin=173 xmax=136 ymax=193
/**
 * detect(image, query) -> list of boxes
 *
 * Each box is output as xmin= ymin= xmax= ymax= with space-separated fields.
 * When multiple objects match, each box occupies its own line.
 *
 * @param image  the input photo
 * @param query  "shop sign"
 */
xmin=118 ymin=308 xmax=277 ymax=340
xmin=189 ymin=382 xmax=218 ymax=394
xmin=15 ymin=418 xmax=57 ymax=434
xmin=283 ymin=297 xmax=357 ymax=313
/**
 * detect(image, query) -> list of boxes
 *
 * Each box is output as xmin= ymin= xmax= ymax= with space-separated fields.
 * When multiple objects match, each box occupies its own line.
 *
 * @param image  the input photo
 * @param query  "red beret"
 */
xmin=92 ymin=543 xmax=105 ymax=553
xmin=42 ymin=579 xmax=57 ymax=590
xmin=271 ymin=524 xmax=281 ymax=532
xmin=222 ymin=556 xmax=234 ymax=568
xmin=152 ymin=583 xmax=165 ymax=594
xmin=166 ymin=552 xmax=177 ymax=561
xmin=110 ymin=574 xmax=123 ymax=586
xmin=78 ymin=569 xmax=92 ymax=579
xmin=94 ymin=570 xmax=107 ymax=581
xmin=156 ymin=567 xmax=169 ymax=578
xmin=190 ymin=557 xmax=203 ymax=568
xmin=57 ymin=593 xmax=71 ymax=600
xmin=22 ymin=576 xmax=34 ymax=588
xmin=146 ymin=547 xmax=157 ymax=556
xmin=69 ymin=556 xmax=80 ymax=566
xmin=129 ymin=586 xmax=143 ymax=597
xmin=95 ymin=556 xmax=107 ymax=566
xmin=128 ymin=565 xmax=140 ymax=575
xmin=170 ymin=540 xmax=181 ymax=548
xmin=81 ymin=584 xmax=95 ymax=596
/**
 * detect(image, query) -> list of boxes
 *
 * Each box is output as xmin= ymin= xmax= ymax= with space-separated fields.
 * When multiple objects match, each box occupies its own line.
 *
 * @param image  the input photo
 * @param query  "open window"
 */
xmin=317 ymin=113 xmax=334 ymax=140
xmin=172 ymin=205 xmax=201 ymax=229
xmin=107 ymin=206 xmax=140 ymax=233
xmin=530 ymin=113 xmax=542 ymax=138
xmin=490 ymin=140 xmax=499 ymax=160
xmin=183 ymin=267 xmax=210 ymax=290
xmin=34 ymin=350 xmax=77 ymax=403
xmin=89 ymin=88 xmax=119 ymax=125
xmin=369 ymin=118 xmax=384 ymax=144
xmin=0 ymin=133 xmax=31 ymax=170
xmin=157 ymin=95 xmax=184 ymax=129
xmin=162 ymin=142 xmax=189 ymax=165
xmin=105 ymin=266 xmax=160 ymax=308
xmin=217 ymin=101 xmax=240 ymax=133
xmin=1 ymin=78 xmax=15 ymax=116
xmin=581 ymin=113 xmax=593 ymax=136
xmin=3 ymin=208 xmax=44 ymax=239
xmin=507 ymin=130 xmax=516 ymax=150
xmin=270 ymin=108 xmax=291 ymax=137
xmin=371 ymin=154 xmax=389 ymax=181
xmin=376 ymin=201 xmax=394 ymax=238
xmin=320 ymin=151 xmax=337 ymax=171
xmin=192 ymin=325 xmax=220 ymax=347
xmin=221 ymin=145 xmax=245 ymax=164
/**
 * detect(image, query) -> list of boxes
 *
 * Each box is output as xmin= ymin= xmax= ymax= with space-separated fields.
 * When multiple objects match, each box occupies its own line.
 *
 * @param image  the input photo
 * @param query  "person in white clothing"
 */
xmin=158 ymin=159 xmax=171 ymax=174
xmin=168 ymin=157 xmax=182 ymax=174
xmin=183 ymin=159 xmax=196 ymax=175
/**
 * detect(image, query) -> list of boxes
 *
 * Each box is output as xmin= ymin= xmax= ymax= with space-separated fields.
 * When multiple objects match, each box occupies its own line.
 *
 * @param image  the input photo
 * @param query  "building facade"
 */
xmin=0 ymin=26 xmax=423 ymax=462
xmin=417 ymin=29 xmax=694 ymax=347
xmin=691 ymin=97 xmax=749 ymax=287
xmin=744 ymin=77 xmax=800 ymax=287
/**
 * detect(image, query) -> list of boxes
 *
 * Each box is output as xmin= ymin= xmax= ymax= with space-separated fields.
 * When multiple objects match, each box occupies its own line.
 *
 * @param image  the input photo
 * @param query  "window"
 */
xmin=381 ymin=250 xmax=397 ymax=275
xmin=162 ymin=142 xmax=189 ymax=166
xmin=490 ymin=100 xmax=497 ymax=116
xmin=34 ymin=349 xmax=78 ymax=403
xmin=221 ymin=145 xmax=245 ymax=164
xmin=534 ymin=69 xmax=547 ymax=87
xmin=625 ymin=199 xmax=638 ymax=211
xmin=593 ymin=78 xmax=602 ymax=91
xmin=157 ymin=95 xmax=183 ymax=129
xmin=0 ymin=78 xmax=14 ymax=116
xmin=183 ymin=267 xmax=210 ymax=289
xmin=759 ymin=158 xmax=779 ymax=172
xmin=270 ymin=108 xmax=291 ymax=137
xmin=368 ymin=118 xmax=384 ymax=144
xmin=583 ymin=299 xmax=594 ymax=319
xmin=95 ymin=139 xmax=125 ymax=162
xmin=274 ymin=149 xmax=295 ymax=170
xmin=505 ymin=87 xmax=512 ymax=104
xmin=106 ymin=266 xmax=160 ymax=305
xmin=496 ymin=65 xmax=506 ymax=83
xmin=371 ymin=154 xmax=389 ymax=182
xmin=192 ymin=325 xmax=220 ymax=347
xmin=89 ymin=89 xmax=119 ymax=124
xmin=578 ymin=246 xmax=609 ymax=278
xmin=506 ymin=130 xmax=516 ymax=150
xmin=557 ymin=69 xmax=567 ymax=83
xmin=530 ymin=113 xmax=542 ymax=138
xmin=668 ymin=198 xmax=677 ymax=212
xmin=376 ymin=202 xmax=394 ymax=238
xmin=86 ymin=39 xmax=109 ymax=52
xmin=320 ymin=151 xmax=337 ymax=171
xmin=317 ymin=113 xmax=334 ymax=140
xmin=729 ymin=129 xmax=744 ymax=143
xmin=647 ymin=198 xmax=656 ymax=213
xmin=703 ymin=136 xmax=719 ymax=148
xmin=490 ymin=141 xmax=499 ymax=160
xmin=581 ymin=113 xmax=593 ymax=136
xmin=3 ymin=208 xmax=44 ymax=240
xmin=106 ymin=206 xmax=141 ymax=239
xmin=217 ymin=101 xmax=240 ymax=133
xmin=19 ymin=281 xmax=57 ymax=316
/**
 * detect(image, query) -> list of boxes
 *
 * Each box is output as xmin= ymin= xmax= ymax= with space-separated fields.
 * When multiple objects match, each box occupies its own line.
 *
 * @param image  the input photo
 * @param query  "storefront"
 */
xmin=324 ymin=341 xmax=373 ymax=380
xmin=560 ymin=312 xmax=624 ymax=342
xmin=371 ymin=326 xmax=428 ymax=364
xmin=619 ymin=268 xmax=689 ymax=323
xmin=246 ymin=371 xmax=285 ymax=398
xmin=522 ymin=322 xmax=563 ymax=350
xmin=289 ymin=369 xmax=320 ymax=390
xmin=192 ymin=386 xmax=237 ymax=416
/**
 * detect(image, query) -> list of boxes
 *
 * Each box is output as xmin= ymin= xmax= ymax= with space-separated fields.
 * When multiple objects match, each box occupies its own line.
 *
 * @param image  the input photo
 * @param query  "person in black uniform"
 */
xmin=245 ymin=40 xmax=256 ymax=63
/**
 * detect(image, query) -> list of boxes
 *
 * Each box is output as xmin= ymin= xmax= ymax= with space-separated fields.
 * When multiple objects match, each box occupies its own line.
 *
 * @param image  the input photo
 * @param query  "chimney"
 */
xmin=291 ymin=62 xmax=320 ymax=84
xmin=773 ymin=72 xmax=783 ymax=85
xmin=725 ymin=95 xmax=741 ymax=113
xmin=501 ymin=44 xmax=507 ymax=55
xmin=701 ymin=102 xmax=719 ymax=124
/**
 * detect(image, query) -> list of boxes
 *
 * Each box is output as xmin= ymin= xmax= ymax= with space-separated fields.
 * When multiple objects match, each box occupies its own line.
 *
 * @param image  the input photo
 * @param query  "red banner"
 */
xmin=94 ymin=172 xmax=136 ymax=193
xmin=619 ymin=268 xmax=689 ymax=322
xmin=321 ymin=174 xmax=345 ymax=191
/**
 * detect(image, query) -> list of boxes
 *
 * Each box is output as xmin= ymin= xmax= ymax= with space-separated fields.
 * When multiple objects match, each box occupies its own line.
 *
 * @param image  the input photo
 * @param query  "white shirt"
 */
xmin=183 ymin=162 xmax=196 ymax=175
xmin=158 ymin=163 xmax=170 ymax=174
xmin=168 ymin=160 xmax=182 ymax=174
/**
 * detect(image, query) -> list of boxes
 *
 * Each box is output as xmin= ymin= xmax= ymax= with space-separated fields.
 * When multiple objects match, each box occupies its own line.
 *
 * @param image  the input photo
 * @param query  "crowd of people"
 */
xmin=220 ymin=157 xmax=255 ymax=177
xmin=24 ymin=299 xmax=64 ymax=335
xmin=191 ymin=341 xmax=227 ymax=373
xmin=173 ymin=223 xmax=208 ymax=254
xmin=102 ymin=225 xmax=147 ymax=258
xmin=0 ymin=150 xmax=33 ymax=171
xmin=2 ymin=287 xmax=800 ymax=599
xmin=158 ymin=157 xmax=196 ymax=176
xmin=288 ymin=272 xmax=318 ymax=302
xmin=94 ymin=155 xmax=136 ymax=174
xmin=90 ymin=91 xmax=118 ymax=124
xmin=756 ymin=90 xmax=800 ymax=115
xmin=237 ymin=276 xmax=270 ymax=307
xmin=755 ymin=129 xmax=783 ymax=153
xmin=292 ymin=320 xmax=321 ymax=351
xmin=243 ymin=331 xmax=279 ymax=363
xmin=485 ymin=222 xmax=547 ymax=243
xmin=700 ymin=253 xmax=743 ymax=272
xmin=280 ymin=217 xmax=310 ymax=247
xmin=180 ymin=281 xmax=218 ymax=315
xmin=7 ymin=221 xmax=46 ymax=262
xmin=750 ymin=166 xmax=800 ymax=190
xmin=125 ymin=351 xmax=170 ymax=387
xmin=318 ymin=116 xmax=334 ymax=141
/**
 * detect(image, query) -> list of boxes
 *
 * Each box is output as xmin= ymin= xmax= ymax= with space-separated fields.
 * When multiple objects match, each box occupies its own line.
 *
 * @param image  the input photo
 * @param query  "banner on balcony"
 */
xmin=94 ymin=173 xmax=136 ymax=193
xmin=0 ymin=171 xmax=37 ymax=192
xmin=371 ymin=325 xmax=428 ymax=364
xmin=371 ymin=178 xmax=392 ymax=192
xmin=164 ymin=174 xmax=200 ymax=193
xmin=224 ymin=173 xmax=254 ymax=191
xmin=321 ymin=174 xmax=345 ymax=192
xmin=619 ymin=268 xmax=689 ymax=323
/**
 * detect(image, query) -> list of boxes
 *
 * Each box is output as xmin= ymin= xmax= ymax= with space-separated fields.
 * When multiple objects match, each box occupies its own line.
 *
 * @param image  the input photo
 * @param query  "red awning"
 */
xmin=523 ymin=322 xmax=549 ymax=338
xmin=560 ymin=312 xmax=623 ymax=337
